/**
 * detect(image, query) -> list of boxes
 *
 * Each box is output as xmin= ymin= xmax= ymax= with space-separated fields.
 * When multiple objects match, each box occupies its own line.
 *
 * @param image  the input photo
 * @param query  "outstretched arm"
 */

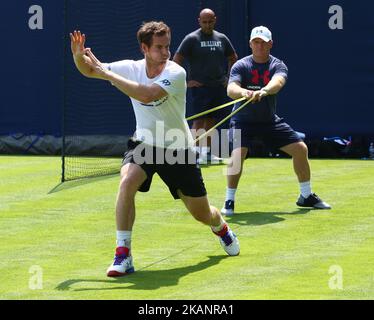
xmin=70 ymin=30 xmax=101 ymax=79
xmin=84 ymin=49 xmax=168 ymax=104
xmin=227 ymin=81 xmax=253 ymax=100
xmin=251 ymin=75 xmax=286 ymax=102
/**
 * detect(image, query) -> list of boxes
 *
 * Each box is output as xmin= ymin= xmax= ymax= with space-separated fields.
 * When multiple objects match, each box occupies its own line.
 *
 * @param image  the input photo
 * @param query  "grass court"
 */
xmin=0 ymin=155 xmax=373 ymax=299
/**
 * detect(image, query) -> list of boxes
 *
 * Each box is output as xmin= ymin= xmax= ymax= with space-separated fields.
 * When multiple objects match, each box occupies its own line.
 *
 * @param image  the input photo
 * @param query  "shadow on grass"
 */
xmin=56 ymin=255 xmax=228 ymax=292
xmin=48 ymin=173 xmax=118 ymax=194
xmin=225 ymin=208 xmax=312 ymax=226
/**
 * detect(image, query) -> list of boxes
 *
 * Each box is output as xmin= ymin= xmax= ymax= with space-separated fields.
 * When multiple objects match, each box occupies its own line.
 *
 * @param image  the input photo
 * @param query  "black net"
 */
xmin=62 ymin=0 xmax=237 ymax=181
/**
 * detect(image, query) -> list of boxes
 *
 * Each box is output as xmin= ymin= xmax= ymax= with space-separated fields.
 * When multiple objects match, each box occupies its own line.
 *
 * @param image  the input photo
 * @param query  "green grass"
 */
xmin=0 ymin=155 xmax=373 ymax=300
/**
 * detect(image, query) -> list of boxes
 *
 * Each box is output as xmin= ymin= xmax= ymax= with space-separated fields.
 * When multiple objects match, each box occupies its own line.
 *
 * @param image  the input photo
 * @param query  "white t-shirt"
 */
xmin=104 ymin=59 xmax=194 ymax=149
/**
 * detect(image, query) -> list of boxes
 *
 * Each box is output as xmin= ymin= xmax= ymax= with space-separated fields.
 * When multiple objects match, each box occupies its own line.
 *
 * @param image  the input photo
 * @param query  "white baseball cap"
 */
xmin=250 ymin=26 xmax=272 ymax=42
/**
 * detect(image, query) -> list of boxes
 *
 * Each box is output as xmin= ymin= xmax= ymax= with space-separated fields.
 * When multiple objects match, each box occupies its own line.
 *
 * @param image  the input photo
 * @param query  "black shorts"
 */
xmin=229 ymin=119 xmax=303 ymax=150
xmin=190 ymin=85 xmax=229 ymax=120
xmin=122 ymin=139 xmax=207 ymax=200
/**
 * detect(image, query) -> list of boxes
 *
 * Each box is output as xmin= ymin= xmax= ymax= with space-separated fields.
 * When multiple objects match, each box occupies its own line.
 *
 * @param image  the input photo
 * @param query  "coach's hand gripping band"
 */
xmin=193 ymin=96 xmax=254 ymax=143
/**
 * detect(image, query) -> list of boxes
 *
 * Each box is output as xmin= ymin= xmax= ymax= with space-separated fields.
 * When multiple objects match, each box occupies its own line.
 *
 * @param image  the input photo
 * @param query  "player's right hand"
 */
xmin=70 ymin=30 xmax=86 ymax=58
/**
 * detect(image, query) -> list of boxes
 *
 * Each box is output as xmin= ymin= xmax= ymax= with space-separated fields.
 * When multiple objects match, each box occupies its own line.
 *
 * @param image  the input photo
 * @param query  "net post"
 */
xmin=61 ymin=0 xmax=68 ymax=183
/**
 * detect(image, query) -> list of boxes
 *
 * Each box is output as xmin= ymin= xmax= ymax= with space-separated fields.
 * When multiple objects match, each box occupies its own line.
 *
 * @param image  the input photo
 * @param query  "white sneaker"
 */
xmin=212 ymin=223 xmax=240 ymax=256
xmin=221 ymin=200 xmax=235 ymax=216
xmin=106 ymin=247 xmax=135 ymax=277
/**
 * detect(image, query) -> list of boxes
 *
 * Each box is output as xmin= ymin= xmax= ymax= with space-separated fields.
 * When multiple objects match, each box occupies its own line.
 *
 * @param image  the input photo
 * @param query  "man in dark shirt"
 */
xmin=221 ymin=26 xmax=331 ymax=215
xmin=173 ymin=8 xmax=238 ymax=164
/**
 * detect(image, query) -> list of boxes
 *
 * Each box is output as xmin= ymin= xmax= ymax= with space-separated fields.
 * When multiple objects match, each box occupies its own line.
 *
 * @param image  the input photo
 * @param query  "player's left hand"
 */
xmin=84 ymin=48 xmax=109 ymax=79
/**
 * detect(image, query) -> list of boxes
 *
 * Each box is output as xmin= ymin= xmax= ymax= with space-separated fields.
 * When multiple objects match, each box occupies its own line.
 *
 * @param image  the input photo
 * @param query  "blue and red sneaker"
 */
xmin=212 ymin=223 xmax=240 ymax=256
xmin=106 ymin=247 xmax=135 ymax=277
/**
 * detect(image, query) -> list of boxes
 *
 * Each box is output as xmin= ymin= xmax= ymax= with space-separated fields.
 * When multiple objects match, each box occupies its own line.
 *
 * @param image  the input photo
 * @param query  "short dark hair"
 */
xmin=137 ymin=21 xmax=171 ymax=47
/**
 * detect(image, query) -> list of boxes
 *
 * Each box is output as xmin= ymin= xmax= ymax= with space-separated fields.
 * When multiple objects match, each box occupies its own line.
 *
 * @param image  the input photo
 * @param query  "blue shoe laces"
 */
xmin=221 ymin=231 xmax=234 ymax=246
xmin=113 ymin=254 xmax=127 ymax=266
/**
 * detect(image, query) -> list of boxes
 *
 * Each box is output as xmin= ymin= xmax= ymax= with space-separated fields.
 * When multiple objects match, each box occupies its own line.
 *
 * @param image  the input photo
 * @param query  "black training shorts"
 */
xmin=122 ymin=139 xmax=207 ymax=199
xmin=190 ymin=85 xmax=229 ymax=120
xmin=229 ymin=119 xmax=303 ymax=150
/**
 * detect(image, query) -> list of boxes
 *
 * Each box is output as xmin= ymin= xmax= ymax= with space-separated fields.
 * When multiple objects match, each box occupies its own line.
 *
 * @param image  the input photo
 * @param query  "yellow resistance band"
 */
xmin=194 ymin=97 xmax=254 ymax=143
xmin=186 ymin=97 xmax=246 ymax=121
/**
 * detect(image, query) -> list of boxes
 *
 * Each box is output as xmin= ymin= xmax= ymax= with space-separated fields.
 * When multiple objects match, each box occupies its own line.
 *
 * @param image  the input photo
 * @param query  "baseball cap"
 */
xmin=250 ymin=26 xmax=272 ymax=42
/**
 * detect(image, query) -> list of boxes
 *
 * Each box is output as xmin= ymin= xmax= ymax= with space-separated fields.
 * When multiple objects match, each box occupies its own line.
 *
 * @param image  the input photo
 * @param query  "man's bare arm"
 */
xmin=70 ymin=30 xmax=102 ymax=79
xmin=85 ymin=49 xmax=167 ymax=104
xmin=227 ymin=53 xmax=238 ymax=77
xmin=251 ymin=75 xmax=286 ymax=102
xmin=261 ymin=75 xmax=286 ymax=95
xmin=172 ymin=52 xmax=184 ymax=66
xmin=227 ymin=81 xmax=253 ymax=100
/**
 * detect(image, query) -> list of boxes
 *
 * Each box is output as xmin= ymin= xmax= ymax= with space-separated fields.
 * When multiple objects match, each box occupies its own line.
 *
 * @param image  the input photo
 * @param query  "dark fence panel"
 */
xmin=1 ymin=1 xmax=64 ymax=135
xmin=1 ymin=1 xmax=373 ymax=145
xmin=248 ymin=0 xmax=374 ymax=138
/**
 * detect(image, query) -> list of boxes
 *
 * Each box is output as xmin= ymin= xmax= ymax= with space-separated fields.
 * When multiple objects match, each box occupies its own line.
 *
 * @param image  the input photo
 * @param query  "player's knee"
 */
xmin=297 ymin=142 xmax=309 ymax=157
xmin=231 ymin=148 xmax=247 ymax=161
xmin=227 ymin=157 xmax=243 ymax=174
xmin=291 ymin=142 xmax=308 ymax=159
xmin=118 ymin=176 xmax=138 ymax=195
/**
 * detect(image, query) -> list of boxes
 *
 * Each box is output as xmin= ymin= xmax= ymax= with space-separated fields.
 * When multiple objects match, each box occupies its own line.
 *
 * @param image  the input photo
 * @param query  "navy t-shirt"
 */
xmin=229 ymin=55 xmax=288 ymax=123
xmin=175 ymin=29 xmax=236 ymax=87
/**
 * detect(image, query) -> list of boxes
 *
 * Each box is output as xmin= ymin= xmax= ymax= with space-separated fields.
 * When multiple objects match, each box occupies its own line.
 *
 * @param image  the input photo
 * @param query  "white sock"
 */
xmin=116 ymin=230 xmax=132 ymax=248
xmin=226 ymin=187 xmax=237 ymax=202
xmin=300 ymin=181 xmax=312 ymax=198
